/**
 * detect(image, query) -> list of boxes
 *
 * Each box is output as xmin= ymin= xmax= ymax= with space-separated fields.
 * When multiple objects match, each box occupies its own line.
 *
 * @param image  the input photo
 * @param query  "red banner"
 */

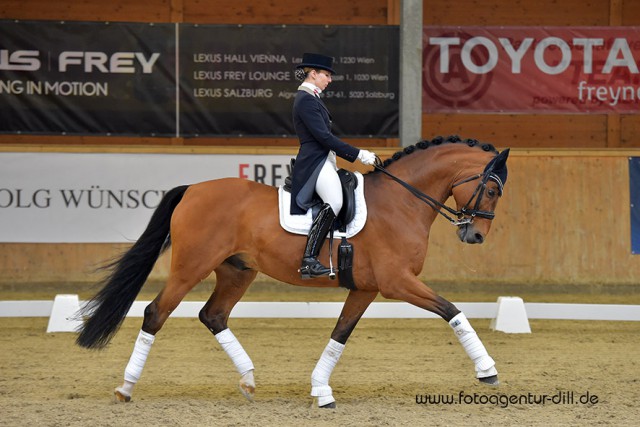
xmin=423 ymin=26 xmax=640 ymax=113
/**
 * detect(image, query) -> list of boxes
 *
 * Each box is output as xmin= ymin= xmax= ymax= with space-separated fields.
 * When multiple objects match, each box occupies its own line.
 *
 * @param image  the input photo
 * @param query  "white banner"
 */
xmin=0 ymin=152 xmax=293 ymax=242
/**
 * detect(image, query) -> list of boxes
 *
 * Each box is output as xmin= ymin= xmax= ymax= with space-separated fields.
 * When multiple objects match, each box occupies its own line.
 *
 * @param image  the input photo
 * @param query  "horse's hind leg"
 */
xmin=114 ymin=253 xmax=218 ymax=402
xmin=198 ymin=262 xmax=257 ymax=401
xmin=311 ymin=289 xmax=378 ymax=408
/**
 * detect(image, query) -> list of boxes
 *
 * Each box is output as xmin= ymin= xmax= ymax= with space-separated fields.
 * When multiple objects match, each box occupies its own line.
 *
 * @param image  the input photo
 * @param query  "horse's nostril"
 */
xmin=475 ymin=233 xmax=484 ymax=243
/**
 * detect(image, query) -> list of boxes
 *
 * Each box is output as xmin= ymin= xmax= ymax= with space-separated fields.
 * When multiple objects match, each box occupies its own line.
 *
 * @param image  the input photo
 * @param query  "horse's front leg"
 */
xmin=446 ymin=302 xmax=499 ymax=385
xmin=311 ymin=289 xmax=378 ymax=408
xmin=381 ymin=277 xmax=498 ymax=385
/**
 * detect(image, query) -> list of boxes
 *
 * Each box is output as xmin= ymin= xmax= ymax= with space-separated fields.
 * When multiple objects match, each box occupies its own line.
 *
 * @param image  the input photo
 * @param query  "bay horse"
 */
xmin=76 ymin=135 xmax=510 ymax=408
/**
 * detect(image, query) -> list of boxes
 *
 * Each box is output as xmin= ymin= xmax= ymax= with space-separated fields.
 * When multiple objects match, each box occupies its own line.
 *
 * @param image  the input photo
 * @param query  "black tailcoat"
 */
xmin=290 ymin=86 xmax=359 ymax=215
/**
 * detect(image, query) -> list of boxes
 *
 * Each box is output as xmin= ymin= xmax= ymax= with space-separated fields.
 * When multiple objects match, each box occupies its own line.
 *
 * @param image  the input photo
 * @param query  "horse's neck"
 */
xmin=364 ymin=147 xmax=456 ymax=232
xmin=389 ymin=148 xmax=458 ymax=202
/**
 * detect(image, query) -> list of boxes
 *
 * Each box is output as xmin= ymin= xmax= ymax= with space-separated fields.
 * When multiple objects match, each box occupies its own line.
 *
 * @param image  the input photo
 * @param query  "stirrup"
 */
xmin=299 ymin=258 xmax=335 ymax=280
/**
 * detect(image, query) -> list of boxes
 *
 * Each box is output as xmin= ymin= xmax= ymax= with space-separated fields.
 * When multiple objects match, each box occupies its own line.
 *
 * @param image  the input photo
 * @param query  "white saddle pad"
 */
xmin=278 ymin=171 xmax=367 ymax=238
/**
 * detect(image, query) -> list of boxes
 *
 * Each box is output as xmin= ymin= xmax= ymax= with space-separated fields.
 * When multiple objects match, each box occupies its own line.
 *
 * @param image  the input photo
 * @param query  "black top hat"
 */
xmin=296 ymin=53 xmax=336 ymax=74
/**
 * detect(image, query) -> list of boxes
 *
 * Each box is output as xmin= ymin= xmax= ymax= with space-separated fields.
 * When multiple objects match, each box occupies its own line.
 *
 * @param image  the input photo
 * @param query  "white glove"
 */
xmin=357 ymin=149 xmax=377 ymax=166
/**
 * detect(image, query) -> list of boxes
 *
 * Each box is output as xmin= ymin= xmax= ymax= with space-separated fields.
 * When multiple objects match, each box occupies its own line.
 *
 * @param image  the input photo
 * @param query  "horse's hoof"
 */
xmin=239 ymin=382 xmax=255 ymax=402
xmin=320 ymin=401 xmax=336 ymax=409
xmin=113 ymin=387 xmax=132 ymax=403
xmin=315 ymin=394 xmax=336 ymax=408
xmin=239 ymin=371 xmax=255 ymax=402
xmin=478 ymin=375 xmax=500 ymax=386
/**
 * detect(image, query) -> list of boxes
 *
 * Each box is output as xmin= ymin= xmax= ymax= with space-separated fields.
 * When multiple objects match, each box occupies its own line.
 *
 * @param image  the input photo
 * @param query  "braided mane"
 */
xmin=376 ymin=135 xmax=498 ymax=171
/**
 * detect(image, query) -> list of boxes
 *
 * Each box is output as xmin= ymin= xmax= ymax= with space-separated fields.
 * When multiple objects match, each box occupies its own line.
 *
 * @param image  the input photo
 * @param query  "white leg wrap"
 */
xmin=311 ymin=339 xmax=344 ymax=405
xmin=123 ymin=330 xmax=155 ymax=384
xmin=215 ymin=328 xmax=254 ymax=376
xmin=449 ymin=313 xmax=497 ymax=377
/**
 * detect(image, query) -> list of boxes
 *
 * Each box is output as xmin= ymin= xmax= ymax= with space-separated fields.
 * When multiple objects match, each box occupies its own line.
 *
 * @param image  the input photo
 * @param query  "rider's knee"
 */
xmin=321 ymin=197 xmax=341 ymax=217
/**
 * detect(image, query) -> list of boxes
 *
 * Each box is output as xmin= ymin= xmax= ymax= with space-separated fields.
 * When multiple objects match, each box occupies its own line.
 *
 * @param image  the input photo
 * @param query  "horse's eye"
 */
xmin=487 ymin=189 xmax=496 ymax=198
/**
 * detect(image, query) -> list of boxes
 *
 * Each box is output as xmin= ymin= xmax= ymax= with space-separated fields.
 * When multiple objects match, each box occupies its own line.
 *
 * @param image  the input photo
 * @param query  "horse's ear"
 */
xmin=494 ymin=148 xmax=510 ymax=169
xmin=491 ymin=148 xmax=509 ymax=189
xmin=483 ymin=148 xmax=510 ymax=191
xmin=484 ymin=148 xmax=509 ymax=173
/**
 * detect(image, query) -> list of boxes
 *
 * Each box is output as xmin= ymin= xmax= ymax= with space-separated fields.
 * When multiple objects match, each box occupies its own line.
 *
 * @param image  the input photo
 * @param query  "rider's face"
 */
xmin=313 ymin=69 xmax=332 ymax=90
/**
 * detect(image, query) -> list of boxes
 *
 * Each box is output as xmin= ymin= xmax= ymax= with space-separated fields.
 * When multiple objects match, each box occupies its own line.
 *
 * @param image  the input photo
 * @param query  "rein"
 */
xmin=372 ymin=158 xmax=496 ymax=226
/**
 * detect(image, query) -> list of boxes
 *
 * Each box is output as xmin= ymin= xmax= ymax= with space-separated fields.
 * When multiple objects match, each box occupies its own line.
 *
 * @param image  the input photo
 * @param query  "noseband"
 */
xmin=373 ymin=158 xmax=501 ymax=226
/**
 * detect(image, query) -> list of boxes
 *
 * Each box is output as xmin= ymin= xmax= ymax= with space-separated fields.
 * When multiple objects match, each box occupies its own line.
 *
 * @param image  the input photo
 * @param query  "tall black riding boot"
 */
xmin=300 ymin=203 xmax=336 ymax=279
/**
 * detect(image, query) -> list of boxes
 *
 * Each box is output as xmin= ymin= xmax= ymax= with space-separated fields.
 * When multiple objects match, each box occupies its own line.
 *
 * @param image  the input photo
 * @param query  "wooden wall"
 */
xmin=424 ymin=150 xmax=639 ymax=288
xmin=0 ymin=0 xmax=638 ymax=149
xmin=1 ymin=0 xmax=639 ymax=288
xmin=1 ymin=149 xmax=638 ymax=288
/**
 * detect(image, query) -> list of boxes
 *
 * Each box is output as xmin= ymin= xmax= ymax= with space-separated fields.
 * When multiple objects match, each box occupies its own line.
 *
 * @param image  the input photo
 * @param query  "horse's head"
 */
xmin=451 ymin=148 xmax=510 ymax=244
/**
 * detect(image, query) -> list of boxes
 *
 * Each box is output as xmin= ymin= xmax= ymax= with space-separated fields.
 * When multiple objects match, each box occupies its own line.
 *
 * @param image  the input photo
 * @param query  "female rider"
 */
xmin=290 ymin=53 xmax=377 ymax=279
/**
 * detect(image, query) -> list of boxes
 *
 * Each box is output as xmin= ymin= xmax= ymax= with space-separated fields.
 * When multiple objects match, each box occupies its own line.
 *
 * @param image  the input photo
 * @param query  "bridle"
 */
xmin=372 ymin=157 xmax=503 ymax=226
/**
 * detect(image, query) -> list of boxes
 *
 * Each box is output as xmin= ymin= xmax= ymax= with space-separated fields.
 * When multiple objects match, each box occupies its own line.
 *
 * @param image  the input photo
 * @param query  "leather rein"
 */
xmin=372 ymin=157 xmax=499 ymax=226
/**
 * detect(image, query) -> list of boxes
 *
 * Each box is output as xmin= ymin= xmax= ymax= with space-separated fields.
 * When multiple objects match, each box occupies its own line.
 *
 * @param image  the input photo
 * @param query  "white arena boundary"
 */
xmin=1 ymin=298 xmax=640 ymax=320
xmin=1 ymin=296 xmax=639 ymax=335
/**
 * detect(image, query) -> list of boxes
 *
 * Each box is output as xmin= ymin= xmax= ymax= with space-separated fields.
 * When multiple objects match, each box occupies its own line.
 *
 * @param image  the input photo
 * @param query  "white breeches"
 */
xmin=315 ymin=152 xmax=343 ymax=216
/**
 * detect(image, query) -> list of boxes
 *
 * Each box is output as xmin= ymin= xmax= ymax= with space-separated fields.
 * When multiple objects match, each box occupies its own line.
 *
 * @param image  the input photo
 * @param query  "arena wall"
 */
xmin=1 ymin=147 xmax=638 ymax=289
xmin=1 ymin=0 xmax=638 ymax=288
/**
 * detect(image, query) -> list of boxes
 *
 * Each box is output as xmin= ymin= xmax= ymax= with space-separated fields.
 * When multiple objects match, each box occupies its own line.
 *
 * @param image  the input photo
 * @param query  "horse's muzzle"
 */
xmin=457 ymin=223 xmax=485 ymax=244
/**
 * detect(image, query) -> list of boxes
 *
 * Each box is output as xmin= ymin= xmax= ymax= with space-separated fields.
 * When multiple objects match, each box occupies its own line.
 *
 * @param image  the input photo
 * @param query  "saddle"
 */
xmin=283 ymin=159 xmax=358 ymax=230
xmin=283 ymin=159 xmax=358 ymax=290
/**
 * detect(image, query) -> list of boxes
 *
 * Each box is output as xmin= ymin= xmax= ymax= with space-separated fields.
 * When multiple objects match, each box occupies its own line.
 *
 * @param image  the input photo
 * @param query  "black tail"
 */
xmin=76 ymin=185 xmax=189 ymax=350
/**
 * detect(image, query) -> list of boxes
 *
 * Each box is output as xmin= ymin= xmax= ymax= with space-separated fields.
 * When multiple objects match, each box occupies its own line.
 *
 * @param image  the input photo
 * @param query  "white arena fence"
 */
xmin=0 ymin=295 xmax=639 ymax=334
